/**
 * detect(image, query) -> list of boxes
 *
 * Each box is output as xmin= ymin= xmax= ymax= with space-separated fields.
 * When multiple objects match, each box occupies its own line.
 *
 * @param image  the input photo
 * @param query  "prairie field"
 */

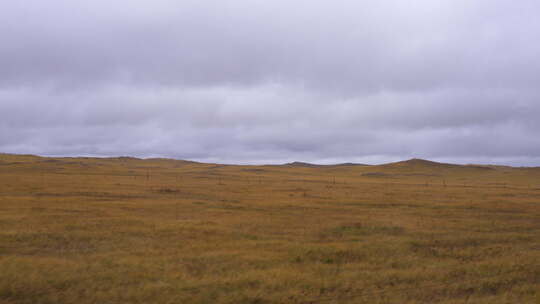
xmin=0 ymin=154 xmax=539 ymax=304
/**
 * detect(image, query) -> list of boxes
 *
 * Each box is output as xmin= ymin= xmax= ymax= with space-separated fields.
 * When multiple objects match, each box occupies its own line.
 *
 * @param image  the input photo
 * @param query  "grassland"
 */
xmin=0 ymin=154 xmax=539 ymax=303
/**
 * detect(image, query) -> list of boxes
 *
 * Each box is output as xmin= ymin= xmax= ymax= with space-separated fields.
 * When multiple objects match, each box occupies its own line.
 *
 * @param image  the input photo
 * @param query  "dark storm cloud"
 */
xmin=1 ymin=0 xmax=540 ymax=165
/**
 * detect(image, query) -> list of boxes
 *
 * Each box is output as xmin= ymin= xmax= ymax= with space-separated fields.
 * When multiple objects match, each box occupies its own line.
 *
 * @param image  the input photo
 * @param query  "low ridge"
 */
xmin=285 ymin=161 xmax=321 ymax=168
xmin=385 ymin=158 xmax=458 ymax=168
xmin=0 ymin=153 xmax=533 ymax=168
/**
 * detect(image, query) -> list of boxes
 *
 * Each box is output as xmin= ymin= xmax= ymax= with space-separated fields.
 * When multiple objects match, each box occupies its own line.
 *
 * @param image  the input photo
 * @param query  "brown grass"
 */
xmin=0 ymin=154 xmax=539 ymax=303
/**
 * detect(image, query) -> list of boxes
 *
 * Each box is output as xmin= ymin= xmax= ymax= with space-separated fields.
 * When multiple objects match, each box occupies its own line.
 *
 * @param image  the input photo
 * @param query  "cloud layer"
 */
xmin=1 ymin=0 xmax=539 ymax=165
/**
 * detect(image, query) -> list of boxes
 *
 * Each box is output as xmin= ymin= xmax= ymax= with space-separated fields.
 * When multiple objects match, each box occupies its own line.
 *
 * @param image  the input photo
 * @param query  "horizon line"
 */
xmin=1 ymin=152 xmax=538 ymax=169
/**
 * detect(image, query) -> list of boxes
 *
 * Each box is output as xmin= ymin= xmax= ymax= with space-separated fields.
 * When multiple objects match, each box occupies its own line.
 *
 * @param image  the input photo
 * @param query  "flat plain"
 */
xmin=0 ymin=153 xmax=539 ymax=304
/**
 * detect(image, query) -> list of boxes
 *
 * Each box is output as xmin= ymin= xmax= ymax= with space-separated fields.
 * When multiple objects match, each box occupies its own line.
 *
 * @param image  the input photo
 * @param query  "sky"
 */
xmin=1 ymin=0 xmax=539 ymax=166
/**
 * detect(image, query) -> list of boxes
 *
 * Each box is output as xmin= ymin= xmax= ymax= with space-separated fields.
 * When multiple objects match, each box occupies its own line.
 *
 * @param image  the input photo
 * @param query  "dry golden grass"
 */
xmin=0 ymin=154 xmax=539 ymax=303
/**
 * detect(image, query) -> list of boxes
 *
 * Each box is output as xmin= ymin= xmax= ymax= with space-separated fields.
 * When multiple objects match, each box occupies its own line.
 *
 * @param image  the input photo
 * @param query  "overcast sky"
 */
xmin=1 ymin=1 xmax=539 ymax=165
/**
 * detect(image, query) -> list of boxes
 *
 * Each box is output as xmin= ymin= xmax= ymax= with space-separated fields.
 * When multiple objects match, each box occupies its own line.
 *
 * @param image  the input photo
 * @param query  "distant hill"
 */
xmin=333 ymin=162 xmax=370 ymax=167
xmin=374 ymin=158 xmax=505 ymax=175
xmin=383 ymin=158 xmax=459 ymax=168
xmin=285 ymin=161 xmax=321 ymax=167
xmin=285 ymin=161 xmax=369 ymax=168
xmin=0 ymin=153 xmax=536 ymax=169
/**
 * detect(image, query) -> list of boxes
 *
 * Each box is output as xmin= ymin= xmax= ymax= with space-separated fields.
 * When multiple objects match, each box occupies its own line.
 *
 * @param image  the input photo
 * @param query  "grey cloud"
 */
xmin=3 ymin=0 xmax=540 ymax=92
xmin=1 ymin=0 xmax=540 ymax=165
